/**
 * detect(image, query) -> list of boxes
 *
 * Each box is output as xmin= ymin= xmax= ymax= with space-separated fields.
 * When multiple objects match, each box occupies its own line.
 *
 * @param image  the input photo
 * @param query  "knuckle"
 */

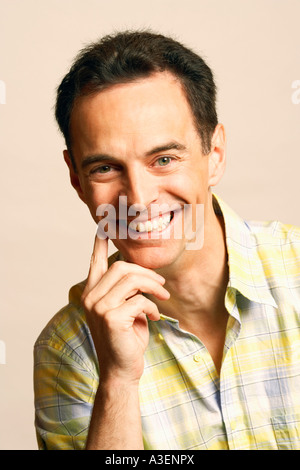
xmin=123 ymin=272 xmax=139 ymax=284
xmin=101 ymin=310 xmax=117 ymax=329
xmin=130 ymin=293 xmax=147 ymax=307
xmin=96 ymin=298 xmax=110 ymax=316
xmin=81 ymin=291 xmax=103 ymax=313
xmin=110 ymin=260 xmax=126 ymax=273
xmin=122 ymin=272 xmax=132 ymax=283
xmin=90 ymin=252 xmax=97 ymax=266
xmin=81 ymin=292 xmax=91 ymax=309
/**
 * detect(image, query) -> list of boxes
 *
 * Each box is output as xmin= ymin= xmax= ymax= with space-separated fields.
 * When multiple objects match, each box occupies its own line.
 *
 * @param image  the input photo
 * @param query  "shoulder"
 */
xmin=248 ymin=219 xmax=300 ymax=243
xmin=248 ymin=219 xmax=300 ymax=254
xmin=34 ymin=280 xmax=96 ymax=370
xmin=248 ymin=219 xmax=300 ymax=288
xmin=34 ymin=281 xmax=86 ymax=350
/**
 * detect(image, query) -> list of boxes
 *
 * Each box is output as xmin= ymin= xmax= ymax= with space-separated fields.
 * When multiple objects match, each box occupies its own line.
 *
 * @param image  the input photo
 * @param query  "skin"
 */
xmin=64 ymin=71 xmax=228 ymax=449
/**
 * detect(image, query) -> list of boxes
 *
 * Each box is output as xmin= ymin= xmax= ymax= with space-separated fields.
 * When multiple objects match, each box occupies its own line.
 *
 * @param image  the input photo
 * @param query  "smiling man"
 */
xmin=34 ymin=30 xmax=300 ymax=450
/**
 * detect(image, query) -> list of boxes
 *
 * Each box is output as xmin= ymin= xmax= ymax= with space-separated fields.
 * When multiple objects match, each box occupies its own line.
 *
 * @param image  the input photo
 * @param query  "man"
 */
xmin=34 ymin=30 xmax=300 ymax=450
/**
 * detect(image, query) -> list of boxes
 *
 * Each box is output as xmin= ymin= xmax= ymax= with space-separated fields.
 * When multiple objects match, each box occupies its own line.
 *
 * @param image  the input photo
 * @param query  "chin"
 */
xmin=112 ymin=238 xmax=184 ymax=270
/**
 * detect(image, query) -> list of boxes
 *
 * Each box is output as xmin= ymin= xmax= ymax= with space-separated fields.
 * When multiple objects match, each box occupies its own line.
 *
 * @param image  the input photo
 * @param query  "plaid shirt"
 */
xmin=34 ymin=195 xmax=300 ymax=450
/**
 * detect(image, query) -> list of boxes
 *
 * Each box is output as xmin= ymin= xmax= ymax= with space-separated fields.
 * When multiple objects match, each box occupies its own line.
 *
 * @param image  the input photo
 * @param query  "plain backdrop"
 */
xmin=0 ymin=0 xmax=299 ymax=450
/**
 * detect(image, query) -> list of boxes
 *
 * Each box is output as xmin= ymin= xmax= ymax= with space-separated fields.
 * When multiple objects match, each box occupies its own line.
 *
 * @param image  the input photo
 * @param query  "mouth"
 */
xmin=113 ymin=208 xmax=180 ymax=242
xmin=128 ymin=211 xmax=174 ymax=234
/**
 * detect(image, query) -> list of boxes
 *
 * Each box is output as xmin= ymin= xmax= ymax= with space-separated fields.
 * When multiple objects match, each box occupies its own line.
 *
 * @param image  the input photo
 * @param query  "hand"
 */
xmin=81 ymin=235 xmax=170 ymax=384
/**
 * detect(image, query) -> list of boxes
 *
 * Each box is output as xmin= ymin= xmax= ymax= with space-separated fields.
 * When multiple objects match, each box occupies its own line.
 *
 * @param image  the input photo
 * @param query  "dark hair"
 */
xmin=55 ymin=30 xmax=218 ymax=169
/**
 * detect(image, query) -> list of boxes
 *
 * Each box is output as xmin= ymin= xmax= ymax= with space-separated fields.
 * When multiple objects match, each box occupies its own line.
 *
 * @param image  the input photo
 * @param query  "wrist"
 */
xmin=98 ymin=375 xmax=140 ymax=394
xmin=87 ymin=374 xmax=143 ymax=450
xmin=98 ymin=365 xmax=143 ymax=388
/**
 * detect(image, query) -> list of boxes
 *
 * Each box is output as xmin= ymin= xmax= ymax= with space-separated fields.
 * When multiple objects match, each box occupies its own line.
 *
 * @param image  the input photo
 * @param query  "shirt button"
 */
xmin=193 ymin=353 xmax=202 ymax=362
xmin=157 ymin=333 xmax=164 ymax=341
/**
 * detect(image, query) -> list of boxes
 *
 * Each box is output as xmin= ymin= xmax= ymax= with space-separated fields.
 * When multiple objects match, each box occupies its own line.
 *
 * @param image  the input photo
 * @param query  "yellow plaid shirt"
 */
xmin=34 ymin=195 xmax=300 ymax=450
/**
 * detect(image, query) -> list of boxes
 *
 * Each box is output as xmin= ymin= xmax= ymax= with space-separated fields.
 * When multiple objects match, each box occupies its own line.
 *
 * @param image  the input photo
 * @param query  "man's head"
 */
xmin=55 ymin=30 xmax=218 ymax=171
xmin=55 ymin=30 xmax=226 ymax=269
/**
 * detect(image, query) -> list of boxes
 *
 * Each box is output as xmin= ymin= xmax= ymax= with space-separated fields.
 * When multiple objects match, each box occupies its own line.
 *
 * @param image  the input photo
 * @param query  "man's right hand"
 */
xmin=81 ymin=234 xmax=170 ymax=386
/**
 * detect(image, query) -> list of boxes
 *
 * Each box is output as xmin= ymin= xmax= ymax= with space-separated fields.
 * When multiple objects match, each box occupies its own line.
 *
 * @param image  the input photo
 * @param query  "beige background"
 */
xmin=0 ymin=0 xmax=299 ymax=450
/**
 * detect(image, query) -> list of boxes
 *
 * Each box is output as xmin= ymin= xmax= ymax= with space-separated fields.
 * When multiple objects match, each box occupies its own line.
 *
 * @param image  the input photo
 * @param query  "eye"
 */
xmin=92 ymin=164 xmax=112 ymax=174
xmin=155 ymin=156 xmax=173 ymax=167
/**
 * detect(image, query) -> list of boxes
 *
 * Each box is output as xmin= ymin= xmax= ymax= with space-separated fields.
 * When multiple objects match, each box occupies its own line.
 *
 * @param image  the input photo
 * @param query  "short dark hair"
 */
xmin=55 ymin=30 xmax=218 ymax=169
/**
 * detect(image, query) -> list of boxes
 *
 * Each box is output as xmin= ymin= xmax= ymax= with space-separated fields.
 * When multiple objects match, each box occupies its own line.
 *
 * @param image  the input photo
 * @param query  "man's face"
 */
xmin=67 ymin=72 xmax=224 ymax=269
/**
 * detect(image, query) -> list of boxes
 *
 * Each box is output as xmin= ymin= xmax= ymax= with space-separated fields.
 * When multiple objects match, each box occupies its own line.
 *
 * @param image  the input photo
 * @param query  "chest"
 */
xmin=139 ymin=303 xmax=300 ymax=450
xmin=179 ymin=307 xmax=229 ymax=375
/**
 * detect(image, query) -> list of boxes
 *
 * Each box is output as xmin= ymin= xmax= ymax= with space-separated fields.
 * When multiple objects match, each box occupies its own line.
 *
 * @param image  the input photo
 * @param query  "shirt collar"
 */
xmin=213 ymin=194 xmax=277 ymax=309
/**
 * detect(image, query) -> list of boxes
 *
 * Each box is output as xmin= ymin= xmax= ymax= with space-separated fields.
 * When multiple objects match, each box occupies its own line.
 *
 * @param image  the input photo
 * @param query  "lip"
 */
xmin=126 ymin=202 xmax=182 ymax=223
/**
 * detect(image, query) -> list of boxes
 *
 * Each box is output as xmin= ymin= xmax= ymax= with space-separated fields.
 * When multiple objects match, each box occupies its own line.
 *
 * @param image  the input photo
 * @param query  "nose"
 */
xmin=119 ymin=166 xmax=159 ymax=214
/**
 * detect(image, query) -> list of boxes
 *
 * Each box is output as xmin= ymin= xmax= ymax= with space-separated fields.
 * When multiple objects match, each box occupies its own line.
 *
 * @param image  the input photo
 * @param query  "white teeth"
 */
xmin=144 ymin=221 xmax=152 ymax=232
xmin=131 ymin=213 xmax=172 ymax=233
xmin=137 ymin=222 xmax=145 ymax=233
xmin=152 ymin=219 xmax=158 ymax=230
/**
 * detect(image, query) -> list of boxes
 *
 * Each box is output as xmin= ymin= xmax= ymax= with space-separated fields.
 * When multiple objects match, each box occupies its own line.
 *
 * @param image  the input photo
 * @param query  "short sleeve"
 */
xmin=34 ymin=339 xmax=97 ymax=450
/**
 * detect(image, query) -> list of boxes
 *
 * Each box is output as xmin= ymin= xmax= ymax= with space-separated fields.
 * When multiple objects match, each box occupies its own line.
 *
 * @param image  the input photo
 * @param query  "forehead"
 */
xmin=70 ymin=72 xmax=198 ymax=158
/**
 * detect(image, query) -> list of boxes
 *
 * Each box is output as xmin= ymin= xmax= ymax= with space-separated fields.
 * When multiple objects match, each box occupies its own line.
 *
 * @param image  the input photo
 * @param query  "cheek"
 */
xmin=166 ymin=168 xmax=208 ymax=200
xmin=83 ymin=183 xmax=121 ymax=222
xmin=83 ymin=182 xmax=112 ymax=204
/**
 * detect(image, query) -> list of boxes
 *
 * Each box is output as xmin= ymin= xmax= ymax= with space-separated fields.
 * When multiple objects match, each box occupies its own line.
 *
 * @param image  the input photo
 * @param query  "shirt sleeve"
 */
xmin=34 ymin=340 xmax=97 ymax=450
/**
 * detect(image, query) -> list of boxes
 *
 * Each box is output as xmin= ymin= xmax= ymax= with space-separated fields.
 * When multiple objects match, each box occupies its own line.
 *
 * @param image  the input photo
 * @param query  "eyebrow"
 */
xmin=81 ymin=141 xmax=187 ymax=170
xmin=145 ymin=141 xmax=187 ymax=156
xmin=81 ymin=154 xmax=118 ymax=170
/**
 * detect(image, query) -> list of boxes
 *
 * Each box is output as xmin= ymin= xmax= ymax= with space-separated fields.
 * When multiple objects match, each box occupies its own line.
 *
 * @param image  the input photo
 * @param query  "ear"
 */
xmin=63 ymin=150 xmax=87 ymax=203
xmin=208 ymin=124 xmax=226 ymax=187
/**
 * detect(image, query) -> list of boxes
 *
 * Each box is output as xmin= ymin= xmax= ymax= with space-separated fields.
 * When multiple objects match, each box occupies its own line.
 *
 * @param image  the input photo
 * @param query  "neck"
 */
xmin=152 ymin=207 xmax=229 ymax=329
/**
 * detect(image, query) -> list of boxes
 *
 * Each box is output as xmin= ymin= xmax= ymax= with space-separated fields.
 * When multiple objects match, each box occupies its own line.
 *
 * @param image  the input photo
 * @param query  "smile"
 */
xmin=96 ymin=199 xmax=184 ymax=241
xmin=128 ymin=212 xmax=174 ymax=233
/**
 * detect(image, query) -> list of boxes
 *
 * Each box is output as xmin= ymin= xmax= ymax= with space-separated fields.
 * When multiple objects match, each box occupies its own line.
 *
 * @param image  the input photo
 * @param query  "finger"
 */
xmin=124 ymin=294 xmax=161 ymax=323
xmin=86 ymin=233 xmax=108 ymax=291
xmin=109 ymin=294 xmax=161 ymax=325
xmin=96 ymin=274 xmax=170 ymax=312
xmin=88 ymin=260 xmax=166 ymax=300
